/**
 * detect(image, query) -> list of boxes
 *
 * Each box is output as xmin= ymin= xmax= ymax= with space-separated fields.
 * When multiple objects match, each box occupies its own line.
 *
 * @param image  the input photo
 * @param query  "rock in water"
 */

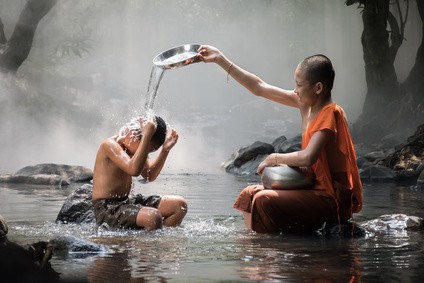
xmin=361 ymin=214 xmax=423 ymax=232
xmin=50 ymin=235 xmax=108 ymax=253
xmin=15 ymin=163 xmax=93 ymax=183
xmin=0 ymin=214 xmax=8 ymax=238
xmin=56 ymin=184 xmax=95 ymax=224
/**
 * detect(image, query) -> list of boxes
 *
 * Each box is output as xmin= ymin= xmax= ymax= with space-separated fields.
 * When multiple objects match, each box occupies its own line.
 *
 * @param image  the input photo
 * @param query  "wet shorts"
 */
xmin=93 ymin=194 xmax=161 ymax=229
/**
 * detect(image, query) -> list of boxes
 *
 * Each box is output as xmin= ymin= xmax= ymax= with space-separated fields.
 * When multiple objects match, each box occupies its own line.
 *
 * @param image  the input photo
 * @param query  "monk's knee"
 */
xmin=253 ymin=190 xmax=274 ymax=208
xmin=252 ymin=190 xmax=281 ymax=219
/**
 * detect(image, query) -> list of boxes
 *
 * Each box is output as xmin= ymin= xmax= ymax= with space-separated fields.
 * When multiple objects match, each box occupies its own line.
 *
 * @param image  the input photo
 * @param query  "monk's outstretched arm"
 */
xmin=198 ymin=45 xmax=299 ymax=108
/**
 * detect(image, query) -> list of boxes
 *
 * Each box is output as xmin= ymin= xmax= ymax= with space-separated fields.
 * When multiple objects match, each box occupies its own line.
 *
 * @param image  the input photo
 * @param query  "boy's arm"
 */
xmin=141 ymin=128 xmax=179 ymax=181
xmin=198 ymin=45 xmax=299 ymax=108
xmin=103 ymin=118 xmax=156 ymax=176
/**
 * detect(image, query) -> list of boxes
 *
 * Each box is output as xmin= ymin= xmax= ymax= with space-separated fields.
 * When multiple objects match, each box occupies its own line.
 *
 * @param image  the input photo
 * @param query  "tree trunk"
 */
xmin=360 ymin=0 xmax=400 ymax=119
xmin=402 ymin=0 xmax=424 ymax=105
xmin=0 ymin=18 xmax=7 ymax=44
xmin=346 ymin=0 xmax=406 ymax=144
xmin=0 ymin=0 xmax=58 ymax=73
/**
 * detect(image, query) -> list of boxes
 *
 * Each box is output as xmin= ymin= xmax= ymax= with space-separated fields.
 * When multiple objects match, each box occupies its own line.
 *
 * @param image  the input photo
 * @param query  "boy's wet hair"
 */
xmin=118 ymin=115 xmax=167 ymax=147
xmin=152 ymin=116 xmax=166 ymax=147
xmin=299 ymin=54 xmax=335 ymax=92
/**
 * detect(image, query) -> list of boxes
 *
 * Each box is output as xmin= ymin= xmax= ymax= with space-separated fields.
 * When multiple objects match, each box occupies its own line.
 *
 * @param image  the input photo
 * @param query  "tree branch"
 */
xmin=0 ymin=0 xmax=58 ymax=73
xmin=387 ymin=11 xmax=403 ymax=63
xmin=0 ymin=17 xmax=7 ymax=44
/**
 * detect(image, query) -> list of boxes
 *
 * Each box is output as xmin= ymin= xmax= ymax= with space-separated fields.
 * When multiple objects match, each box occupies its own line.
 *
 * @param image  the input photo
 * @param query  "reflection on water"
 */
xmin=1 ymin=173 xmax=423 ymax=282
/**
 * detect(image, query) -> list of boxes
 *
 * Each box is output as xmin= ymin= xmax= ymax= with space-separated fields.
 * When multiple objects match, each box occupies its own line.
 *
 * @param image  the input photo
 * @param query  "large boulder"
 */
xmin=382 ymin=124 xmax=424 ymax=180
xmin=0 ymin=163 xmax=93 ymax=186
xmin=359 ymin=163 xmax=397 ymax=182
xmin=56 ymin=184 xmax=95 ymax=224
xmin=232 ymin=141 xmax=275 ymax=167
xmin=272 ymin=134 xmax=302 ymax=153
xmin=15 ymin=163 xmax=93 ymax=183
xmin=224 ymin=154 xmax=268 ymax=176
xmin=221 ymin=135 xmax=303 ymax=177
xmin=221 ymin=141 xmax=274 ymax=176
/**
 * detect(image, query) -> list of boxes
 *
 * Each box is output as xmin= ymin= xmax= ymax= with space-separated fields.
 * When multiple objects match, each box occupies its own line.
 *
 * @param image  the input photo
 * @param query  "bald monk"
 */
xmin=198 ymin=45 xmax=362 ymax=233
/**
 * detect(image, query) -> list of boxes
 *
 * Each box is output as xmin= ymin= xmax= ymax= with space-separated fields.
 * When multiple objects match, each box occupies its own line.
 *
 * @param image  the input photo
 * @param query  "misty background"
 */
xmin=0 ymin=0 xmax=420 ymax=174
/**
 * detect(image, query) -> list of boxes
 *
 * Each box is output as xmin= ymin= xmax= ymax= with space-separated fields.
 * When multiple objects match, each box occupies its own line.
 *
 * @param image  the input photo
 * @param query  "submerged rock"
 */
xmin=360 ymin=214 xmax=423 ymax=232
xmin=56 ymin=184 xmax=95 ymax=224
xmin=50 ymin=235 xmax=108 ymax=254
xmin=318 ymin=221 xmax=366 ymax=238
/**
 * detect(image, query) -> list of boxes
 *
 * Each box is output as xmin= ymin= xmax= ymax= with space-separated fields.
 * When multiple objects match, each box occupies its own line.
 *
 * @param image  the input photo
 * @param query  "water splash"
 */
xmin=116 ymin=116 xmax=142 ymax=142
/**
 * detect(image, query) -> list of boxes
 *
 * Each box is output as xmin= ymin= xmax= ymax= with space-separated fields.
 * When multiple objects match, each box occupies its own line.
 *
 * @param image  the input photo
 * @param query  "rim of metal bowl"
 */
xmin=153 ymin=43 xmax=201 ymax=67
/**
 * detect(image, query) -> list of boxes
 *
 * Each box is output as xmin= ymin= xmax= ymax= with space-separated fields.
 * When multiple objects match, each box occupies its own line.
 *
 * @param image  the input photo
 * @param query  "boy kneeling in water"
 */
xmin=92 ymin=115 xmax=187 ymax=230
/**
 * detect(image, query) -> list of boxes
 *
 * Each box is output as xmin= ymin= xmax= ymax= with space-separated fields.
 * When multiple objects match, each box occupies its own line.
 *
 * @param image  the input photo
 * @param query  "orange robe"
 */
xmin=303 ymin=103 xmax=362 ymax=213
xmin=233 ymin=103 xmax=363 ymax=233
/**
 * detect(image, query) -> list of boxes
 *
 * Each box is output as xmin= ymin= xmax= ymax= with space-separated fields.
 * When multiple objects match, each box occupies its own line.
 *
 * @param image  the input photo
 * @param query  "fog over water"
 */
xmin=0 ymin=0 xmax=419 ymax=174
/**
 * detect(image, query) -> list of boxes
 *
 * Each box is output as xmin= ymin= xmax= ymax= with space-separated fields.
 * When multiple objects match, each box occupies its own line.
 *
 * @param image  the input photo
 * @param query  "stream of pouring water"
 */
xmin=144 ymin=65 xmax=166 ymax=114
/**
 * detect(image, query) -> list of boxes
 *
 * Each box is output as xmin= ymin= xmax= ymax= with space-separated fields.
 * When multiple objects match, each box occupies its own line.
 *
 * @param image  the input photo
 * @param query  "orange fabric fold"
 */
xmin=302 ymin=103 xmax=362 ymax=213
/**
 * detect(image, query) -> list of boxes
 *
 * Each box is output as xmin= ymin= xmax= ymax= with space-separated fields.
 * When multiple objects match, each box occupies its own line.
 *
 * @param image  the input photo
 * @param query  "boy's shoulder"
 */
xmin=98 ymin=137 xmax=121 ymax=155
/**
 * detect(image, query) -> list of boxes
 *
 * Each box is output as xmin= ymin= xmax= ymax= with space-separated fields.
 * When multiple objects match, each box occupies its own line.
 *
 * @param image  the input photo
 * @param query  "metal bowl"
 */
xmin=153 ymin=44 xmax=201 ymax=70
xmin=261 ymin=165 xmax=313 ymax=190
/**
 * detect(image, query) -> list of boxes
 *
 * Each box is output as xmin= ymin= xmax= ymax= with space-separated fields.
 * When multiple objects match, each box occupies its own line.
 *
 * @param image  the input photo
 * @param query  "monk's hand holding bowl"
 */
xmin=257 ymin=153 xmax=278 ymax=176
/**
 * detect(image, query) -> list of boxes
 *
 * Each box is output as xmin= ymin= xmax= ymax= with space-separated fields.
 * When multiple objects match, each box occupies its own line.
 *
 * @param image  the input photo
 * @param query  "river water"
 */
xmin=1 ymin=172 xmax=423 ymax=282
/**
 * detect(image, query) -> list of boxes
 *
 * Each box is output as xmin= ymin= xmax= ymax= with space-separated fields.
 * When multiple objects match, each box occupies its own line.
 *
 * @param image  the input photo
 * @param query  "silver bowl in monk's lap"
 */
xmin=153 ymin=44 xmax=201 ymax=70
xmin=261 ymin=165 xmax=314 ymax=190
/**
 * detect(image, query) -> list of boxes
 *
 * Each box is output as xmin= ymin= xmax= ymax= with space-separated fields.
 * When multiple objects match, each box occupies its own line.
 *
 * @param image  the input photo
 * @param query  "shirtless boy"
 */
xmin=92 ymin=115 xmax=187 ymax=231
xmin=198 ymin=45 xmax=362 ymax=234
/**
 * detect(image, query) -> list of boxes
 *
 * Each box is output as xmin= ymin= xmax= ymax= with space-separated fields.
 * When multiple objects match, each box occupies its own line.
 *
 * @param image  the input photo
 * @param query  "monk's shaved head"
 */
xmin=298 ymin=54 xmax=335 ymax=92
